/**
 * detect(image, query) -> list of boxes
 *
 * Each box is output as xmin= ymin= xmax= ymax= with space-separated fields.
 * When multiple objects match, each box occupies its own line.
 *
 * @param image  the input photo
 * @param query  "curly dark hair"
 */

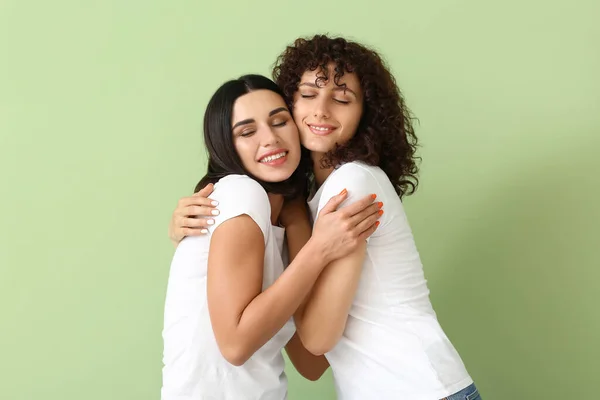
xmin=272 ymin=34 xmax=420 ymax=198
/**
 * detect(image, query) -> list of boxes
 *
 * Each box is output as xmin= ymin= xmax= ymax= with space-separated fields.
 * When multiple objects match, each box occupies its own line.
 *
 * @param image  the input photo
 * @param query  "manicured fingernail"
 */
xmin=340 ymin=188 xmax=348 ymax=196
xmin=211 ymin=201 xmax=219 ymax=206
xmin=371 ymin=194 xmax=377 ymax=199
xmin=207 ymin=219 xmax=215 ymax=225
xmin=378 ymin=210 xmax=384 ymax=216
xmin=211 ymin=210 xmax=220 ymax=216
xmin=375 ymin=221 xmax=380 ymax=227
xmin=200 ymin=229 xmax=208 ymax=234
xmin=377 ymin=202 xmax=383 ymax=208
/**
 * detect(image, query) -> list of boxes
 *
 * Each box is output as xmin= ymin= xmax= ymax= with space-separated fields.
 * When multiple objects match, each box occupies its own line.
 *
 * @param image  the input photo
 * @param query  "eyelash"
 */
xmin=239 ymin=121 xmax=287 ymax=137
xmin=300 ymin=94 xmax=350 ymax=105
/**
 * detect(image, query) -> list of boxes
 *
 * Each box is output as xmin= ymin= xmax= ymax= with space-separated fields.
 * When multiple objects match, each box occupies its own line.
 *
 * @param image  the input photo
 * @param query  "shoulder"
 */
xmin=321 ymin=162 xmax=387 ymax=201
xmin=212 ymin=175 xmax=269 ymax=210
xmin=210 ymin=175 xmax=271 ymax=238
xmin=331 ymin=162 xmax=386 ymax=186
xmin=213 ymin=175 xmax=268 ymax=200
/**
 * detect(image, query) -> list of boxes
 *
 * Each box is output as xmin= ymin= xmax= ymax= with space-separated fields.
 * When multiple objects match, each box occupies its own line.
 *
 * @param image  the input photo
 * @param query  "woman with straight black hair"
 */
xmin=161 ymin=74 xmax=380 ymax=400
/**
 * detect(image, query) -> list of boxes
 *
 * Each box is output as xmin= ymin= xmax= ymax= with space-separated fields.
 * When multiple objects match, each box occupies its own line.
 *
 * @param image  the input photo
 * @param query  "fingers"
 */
xmin=318 ymin=188 xmax=349 ymax=216
xmin=195 ymin=183 xmax=215 ymax=198
xmin=170 ymin=187 xmax=218 ymax=242
xmin=179 ymin=205 xmax=220 ymax=219
xmin=181 ymin=227 xmax=209 ymax=236
xmin=174 ymin=216 xmax=215 ymax=238
xmin=180 ymin=216 xmax=216 ymax=229
xmin=349 ymin=201 xmax=383 ymax=227
xmin=354 ymin=208 xmax=382 ymax=235
xmin=177 ymin=197 xmax=219 ymax=214
xmin=357 ymin=220 xmax=380 ymax=242
xmin=339 ymin=193 xmax=378 ymax=218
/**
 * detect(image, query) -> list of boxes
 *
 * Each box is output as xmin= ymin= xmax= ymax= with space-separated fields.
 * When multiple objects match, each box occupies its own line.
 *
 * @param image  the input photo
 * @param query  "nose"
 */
xmin=260 ymin=125 xmax=280 ymax=148
xmin=313 ymin=95 xmax=330 ymax=120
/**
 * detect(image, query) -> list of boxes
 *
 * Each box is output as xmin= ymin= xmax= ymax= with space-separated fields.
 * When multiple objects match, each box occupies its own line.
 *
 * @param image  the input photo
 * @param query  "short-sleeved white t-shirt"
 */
xmin=161 ymin=175 xmax=295 ymax=400
xmin=308 ymin=162 xmax=473 ymax=400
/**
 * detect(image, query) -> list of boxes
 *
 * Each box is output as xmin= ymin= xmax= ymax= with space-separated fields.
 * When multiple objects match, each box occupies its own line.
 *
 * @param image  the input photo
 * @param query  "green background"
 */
xmin=1 ymin=0 xmax=598 ymax=399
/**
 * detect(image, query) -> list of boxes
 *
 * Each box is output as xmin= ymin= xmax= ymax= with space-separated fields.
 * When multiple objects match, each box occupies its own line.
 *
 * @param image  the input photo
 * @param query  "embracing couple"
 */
xmin=161 ymin=34 xmax=481 ymax=400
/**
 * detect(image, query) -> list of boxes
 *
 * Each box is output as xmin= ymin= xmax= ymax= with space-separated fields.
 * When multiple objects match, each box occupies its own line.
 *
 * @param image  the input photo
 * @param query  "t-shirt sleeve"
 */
xmin=208 ymin=175 xmax=271 ymax=244
xmin=316 ymin=164 xmax=386 ymax=239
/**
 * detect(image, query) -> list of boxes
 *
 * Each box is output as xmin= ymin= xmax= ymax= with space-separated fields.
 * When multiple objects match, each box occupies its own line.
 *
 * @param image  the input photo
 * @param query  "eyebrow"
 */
xmin=269 ymin=107 xmax=288 ymax=117
xmin=232 ymin=107 xmax=289 ymax=130
xmin=298 ymin=82 xmax=358 ymax=97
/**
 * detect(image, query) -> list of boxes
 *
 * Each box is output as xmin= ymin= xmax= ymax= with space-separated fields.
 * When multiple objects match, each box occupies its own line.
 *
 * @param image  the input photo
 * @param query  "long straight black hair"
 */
xmin=195 ymin=74 xmax=307 ymax=199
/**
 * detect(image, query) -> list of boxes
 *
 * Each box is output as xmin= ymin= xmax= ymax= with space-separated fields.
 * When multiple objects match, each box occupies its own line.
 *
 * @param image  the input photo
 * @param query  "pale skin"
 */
xmin=174 ymin=88 xmax=381 ymax=381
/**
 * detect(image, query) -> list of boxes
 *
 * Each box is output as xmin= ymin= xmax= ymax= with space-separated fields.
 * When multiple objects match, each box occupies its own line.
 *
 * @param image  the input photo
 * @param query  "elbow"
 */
xmin=304 ymin=342 xmax=333 ymax=357
xmin=223 ymin=352 xmax=248 ymax=367
xmin=300 ymin=334 xmax=339 ymax=356
xmin=219 ymin=343 xmax=251 ymax=367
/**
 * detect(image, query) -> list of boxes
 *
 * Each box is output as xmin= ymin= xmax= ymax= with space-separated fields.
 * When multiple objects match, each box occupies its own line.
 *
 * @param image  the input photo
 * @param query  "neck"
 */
xmin=267 ymin=193 xmax=284 ymax=226
xmin=312 ymin=152 xmax=335 ymax=188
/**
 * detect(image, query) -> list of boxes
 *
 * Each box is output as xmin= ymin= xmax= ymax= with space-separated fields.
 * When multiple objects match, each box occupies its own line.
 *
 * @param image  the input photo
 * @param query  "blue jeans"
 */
xmin=442 ymin=383 xmax=481 ymax=400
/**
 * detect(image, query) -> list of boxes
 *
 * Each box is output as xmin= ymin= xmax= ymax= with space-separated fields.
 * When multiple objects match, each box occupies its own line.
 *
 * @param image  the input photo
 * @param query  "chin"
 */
xmin=300 ymin=135 xmax=336 ymax=154
xmin=256 ymin=170 xmax=295 ymax=183
xmin=302 ymin=141 xmax=335 ymax=154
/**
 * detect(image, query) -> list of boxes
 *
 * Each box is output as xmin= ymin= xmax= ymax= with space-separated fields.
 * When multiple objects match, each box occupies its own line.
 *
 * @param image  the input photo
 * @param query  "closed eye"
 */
xmin=301 ymin=94 xmax=316 ymax=99
xmin=334 ymin=99 xmax=350 ymax=104
xmin=273 ymin=121 xmax=287 ymax=127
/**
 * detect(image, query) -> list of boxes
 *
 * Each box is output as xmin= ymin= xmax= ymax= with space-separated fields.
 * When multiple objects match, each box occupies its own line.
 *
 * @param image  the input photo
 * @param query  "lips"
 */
xmin=307 ymin=123 xmax=337 ymax=136
xmin=259 ymin=151 xmax=287 ymax=163
xmin=257 ymin=149 xmax=289 ymax=166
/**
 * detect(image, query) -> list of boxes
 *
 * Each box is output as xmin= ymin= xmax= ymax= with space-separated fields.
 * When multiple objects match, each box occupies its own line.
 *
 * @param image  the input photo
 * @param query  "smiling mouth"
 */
xmin=307 ymin=124 xmax=337 ymax=136
xmin=259 ymin=151 xmax=288 ymax=163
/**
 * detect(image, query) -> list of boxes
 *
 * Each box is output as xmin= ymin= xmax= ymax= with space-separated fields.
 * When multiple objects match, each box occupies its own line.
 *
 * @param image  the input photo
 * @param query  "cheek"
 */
xmin=234 ymin=141 xmax=255 ymax=169
xmin=346 ymin=106 xmax=362 ymax=129
xmin=282 ymin=125 xmax=301 ymax=148
xmin=337 ymin=109 xmax=362 ymax=140
xmin=291 ymin=108 xmax=301 ymax=122
xmin=292 ymin=100 xmax=309 ymax=120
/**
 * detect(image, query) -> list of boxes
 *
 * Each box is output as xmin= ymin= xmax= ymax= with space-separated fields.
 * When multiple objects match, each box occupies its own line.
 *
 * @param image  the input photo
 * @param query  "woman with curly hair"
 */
xmin=170 ymin=35 xmax=480 ymax=400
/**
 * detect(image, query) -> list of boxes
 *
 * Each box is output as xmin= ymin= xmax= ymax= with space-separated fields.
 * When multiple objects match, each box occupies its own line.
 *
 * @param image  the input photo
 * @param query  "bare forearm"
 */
xmin=285 ymin=219 xmax=312 ymax=262
xmin=296 ymin=243 xmax=367 ymax=355
xmin=286 ymin=219 xmax=364 ymax=354
xmin=231 ymin=239 xmax=328 ymax=362
xmin=283 ymin=221 xmax=331 ymax=378
xmin=284 ymin=220 xmax=318 ymax=320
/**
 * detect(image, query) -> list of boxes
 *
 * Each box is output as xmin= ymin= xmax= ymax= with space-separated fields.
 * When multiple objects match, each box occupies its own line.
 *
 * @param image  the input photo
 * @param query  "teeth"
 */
xmin=310 ymin=125 xmax=331 ymax=131
xmin=260 ymin=152 xmax=287 ymax=163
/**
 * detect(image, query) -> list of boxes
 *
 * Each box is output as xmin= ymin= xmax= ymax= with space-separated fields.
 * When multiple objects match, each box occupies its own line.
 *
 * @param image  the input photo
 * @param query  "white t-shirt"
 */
xmin=307 ymin=162 xmax=473 ymax=400
xmin=161 ymin=175 xmax=295 ymax=400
